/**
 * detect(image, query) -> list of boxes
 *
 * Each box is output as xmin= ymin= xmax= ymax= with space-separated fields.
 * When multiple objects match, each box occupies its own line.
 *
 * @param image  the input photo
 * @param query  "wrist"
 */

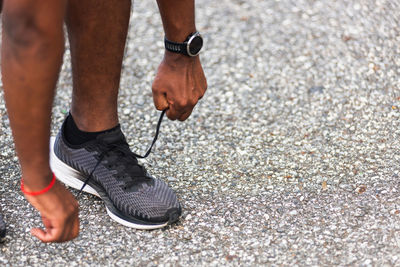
xmin=164 ymin=50 xmax=199 ymax=65
xmin=21 ymin=174 xmax=56 ymax=196
xmin=21 ymin=169 xmax=54 ymax=192
xmin=164 ymin=50 xmax=198 ymax=63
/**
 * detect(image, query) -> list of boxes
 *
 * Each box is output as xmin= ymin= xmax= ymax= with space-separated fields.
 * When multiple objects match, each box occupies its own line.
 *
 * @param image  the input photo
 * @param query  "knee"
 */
xmin=2 ymin=6 xmax=44 ymax=47
xmin=2 ymin=0 xmax=65 ymax=49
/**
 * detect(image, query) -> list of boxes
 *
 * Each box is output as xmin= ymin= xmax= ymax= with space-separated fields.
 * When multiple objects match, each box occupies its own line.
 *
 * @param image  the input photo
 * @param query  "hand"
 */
xmin=152 ymin=51 xmax=207 ymax=121
xmin=23 ymin=180 xmax=79 ymax=243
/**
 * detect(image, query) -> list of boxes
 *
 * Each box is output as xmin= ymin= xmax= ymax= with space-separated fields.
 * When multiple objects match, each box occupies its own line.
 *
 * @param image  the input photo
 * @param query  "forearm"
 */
xmin=156 ymin=0 xmax=196 ymax=42
xmin=1 ymin=3 xmax=65 ymax=190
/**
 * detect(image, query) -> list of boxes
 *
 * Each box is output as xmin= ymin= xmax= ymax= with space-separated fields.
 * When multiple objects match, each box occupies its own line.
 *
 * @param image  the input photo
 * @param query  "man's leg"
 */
xmin=65 ymin=0 xmax=131 ymax=131
xmin=51 ymin=0 xmax=181 ymax=229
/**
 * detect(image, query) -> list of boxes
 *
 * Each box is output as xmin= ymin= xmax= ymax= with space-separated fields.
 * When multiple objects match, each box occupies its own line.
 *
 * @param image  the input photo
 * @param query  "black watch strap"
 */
xmin=164 ymin=37 xmax=188 ymax=56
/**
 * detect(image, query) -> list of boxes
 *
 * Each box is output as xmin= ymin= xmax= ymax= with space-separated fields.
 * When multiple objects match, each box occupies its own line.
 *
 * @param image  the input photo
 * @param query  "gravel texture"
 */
xmin=1 ymin=0 xmax=400 ymax=266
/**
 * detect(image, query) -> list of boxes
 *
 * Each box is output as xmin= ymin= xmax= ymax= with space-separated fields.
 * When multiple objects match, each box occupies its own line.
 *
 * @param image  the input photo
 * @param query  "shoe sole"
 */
xmin=50 ymin=137 xmax=169 ymax=230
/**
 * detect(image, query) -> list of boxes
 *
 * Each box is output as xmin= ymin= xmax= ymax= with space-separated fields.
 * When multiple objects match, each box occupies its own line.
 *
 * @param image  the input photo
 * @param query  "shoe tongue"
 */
xmin=96 ymin=127 xmax=126 ymax=144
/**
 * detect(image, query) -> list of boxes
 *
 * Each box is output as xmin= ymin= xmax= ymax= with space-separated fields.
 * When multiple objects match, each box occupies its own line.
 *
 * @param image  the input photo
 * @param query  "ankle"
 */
xmin=64 ymin=113 xmax=120 ymax=145
xmin=69 ymin=111 xmax=119 ymax=132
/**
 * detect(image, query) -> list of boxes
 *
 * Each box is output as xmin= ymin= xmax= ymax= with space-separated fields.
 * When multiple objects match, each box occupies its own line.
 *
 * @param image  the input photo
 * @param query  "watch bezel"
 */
xmin=186 ymin=32 xmax=203 ymax=57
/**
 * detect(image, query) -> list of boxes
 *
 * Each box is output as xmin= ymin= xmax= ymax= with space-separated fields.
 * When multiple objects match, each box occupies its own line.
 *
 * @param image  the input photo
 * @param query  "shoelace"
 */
xmin=78 ymin=110 xmax=166 ymax=196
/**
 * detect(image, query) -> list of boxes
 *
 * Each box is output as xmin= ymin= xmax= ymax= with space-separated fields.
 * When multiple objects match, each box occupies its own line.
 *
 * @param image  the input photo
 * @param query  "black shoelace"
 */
xmin=78 ymin=110 xmax=166 ymax=196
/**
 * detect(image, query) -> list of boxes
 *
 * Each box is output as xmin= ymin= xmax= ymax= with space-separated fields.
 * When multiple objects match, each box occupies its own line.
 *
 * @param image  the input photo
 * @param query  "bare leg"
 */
xmin=65 ymin=0 xmax=131 ymax=132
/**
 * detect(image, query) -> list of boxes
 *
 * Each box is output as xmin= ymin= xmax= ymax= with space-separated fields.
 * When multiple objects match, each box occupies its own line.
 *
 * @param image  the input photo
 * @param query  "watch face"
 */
xmin=188 ymin=35 xmax=203 ymax=56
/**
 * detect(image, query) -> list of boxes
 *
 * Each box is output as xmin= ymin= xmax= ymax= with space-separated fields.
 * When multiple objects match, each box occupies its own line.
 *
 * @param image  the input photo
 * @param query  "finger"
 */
xmin=60 ymin=228 xmax=73 ymax=242
xmin=72 ymin=217 xmax=80 ymax=239
xmin=32 ymin=216 xmax=64 ymax=243
xmin=42 ymin=216 xmax=52 ymax=229
xmin=194 ymin=61 xmax=207 ymax=96
xmin=198 ymin=93 xmax=204 ymax=100
xmin=152 ymin=91 xmax=169 ymax=111
xmin=31 ymin=228 xmax=59 ymax=243
xmin=61 ymin=199 xmax=79 ymax=241
xmin=60 ymin=206 xmax=80 ymax=242
xmin=178 ymin=109 xmax=193 ymax=121
xmin=58 ymin=222 xmax=71 ymax=242
xmin=65 ymin=213 xmax=79 ymax=241
xmin=72 ymin=204 xmax=80 ymax=239
xmin=166 ymin=105 xmax=181 ymax=121
xmin=198 ymin=83 xmax=207 ymax=100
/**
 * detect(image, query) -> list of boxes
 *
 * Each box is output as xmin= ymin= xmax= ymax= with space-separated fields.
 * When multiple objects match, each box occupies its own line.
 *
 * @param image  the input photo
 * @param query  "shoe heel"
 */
xmin=49 ymin=137 xmax=100 ymax=197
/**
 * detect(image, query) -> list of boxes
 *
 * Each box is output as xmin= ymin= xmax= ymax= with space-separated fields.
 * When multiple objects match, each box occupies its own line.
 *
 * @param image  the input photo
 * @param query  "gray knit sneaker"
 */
xmin=50 ymin=112 xmax=181 ymax=229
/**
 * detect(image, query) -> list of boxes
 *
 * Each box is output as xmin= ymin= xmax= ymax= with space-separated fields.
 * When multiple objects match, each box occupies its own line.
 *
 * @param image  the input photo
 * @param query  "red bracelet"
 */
xmin=21 ymin=173 xmax=56 ymax=196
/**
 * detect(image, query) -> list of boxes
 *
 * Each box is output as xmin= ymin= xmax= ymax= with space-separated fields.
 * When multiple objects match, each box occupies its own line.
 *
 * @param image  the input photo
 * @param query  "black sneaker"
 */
xmin=50 ymin=112 xmax=181 ymax=229
xmin=0 ymin=213 xmax=6 ymax=242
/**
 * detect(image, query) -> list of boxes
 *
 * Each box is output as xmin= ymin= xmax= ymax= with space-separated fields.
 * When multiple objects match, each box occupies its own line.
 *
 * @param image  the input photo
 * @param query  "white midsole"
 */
xmin=49 ymin=137 xmax=168 ymax=230
xmin=49 ymin=137 xmax=99 ymax=197
xmin=105 ymin=207 xmax=168 ymax=230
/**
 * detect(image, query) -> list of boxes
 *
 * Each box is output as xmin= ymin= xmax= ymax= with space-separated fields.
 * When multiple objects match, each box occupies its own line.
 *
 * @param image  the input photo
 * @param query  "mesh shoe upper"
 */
xmin=54 ymin=122 xmax=181 ymax=223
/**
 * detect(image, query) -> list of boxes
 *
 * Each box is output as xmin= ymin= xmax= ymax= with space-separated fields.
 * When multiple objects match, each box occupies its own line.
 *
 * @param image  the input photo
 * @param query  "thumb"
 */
xmin=31 ymin=228 xmax=54 ymax=243
xmin=152 ymin=91 xmax=169 ymax=111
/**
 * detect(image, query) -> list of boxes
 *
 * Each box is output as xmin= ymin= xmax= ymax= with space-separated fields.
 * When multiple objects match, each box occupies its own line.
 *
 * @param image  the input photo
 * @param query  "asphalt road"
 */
xmin=1 ymin=0 xmax=400 ymax=266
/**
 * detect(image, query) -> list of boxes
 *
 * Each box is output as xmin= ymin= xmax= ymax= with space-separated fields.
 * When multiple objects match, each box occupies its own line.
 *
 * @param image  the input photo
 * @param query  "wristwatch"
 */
xmin=164 ymin=32 xmax=203 ymax=57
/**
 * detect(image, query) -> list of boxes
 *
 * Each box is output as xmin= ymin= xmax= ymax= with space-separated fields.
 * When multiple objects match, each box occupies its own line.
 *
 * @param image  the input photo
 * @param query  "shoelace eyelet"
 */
xmin=77 ymin=110 xmax=166 ymax=196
